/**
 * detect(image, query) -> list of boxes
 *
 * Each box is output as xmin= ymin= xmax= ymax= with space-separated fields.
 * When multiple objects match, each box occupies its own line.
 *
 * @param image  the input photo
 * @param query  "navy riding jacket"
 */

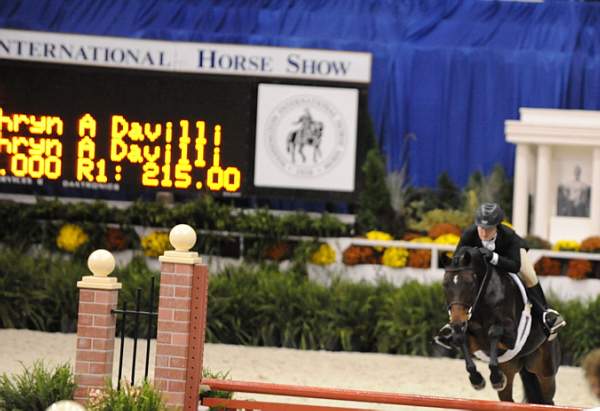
xmin=455 ymin=224 xmax=527 ymax=274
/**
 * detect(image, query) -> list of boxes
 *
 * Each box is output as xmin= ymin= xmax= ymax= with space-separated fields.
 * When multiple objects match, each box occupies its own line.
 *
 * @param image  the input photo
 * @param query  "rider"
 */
xmin=435 ymin=202 xmax=566 ymax=348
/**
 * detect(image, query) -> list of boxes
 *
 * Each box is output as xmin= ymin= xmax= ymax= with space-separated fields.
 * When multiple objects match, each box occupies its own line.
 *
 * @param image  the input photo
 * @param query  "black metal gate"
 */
xmin=112 ymin=276 xmax=158 ymax=389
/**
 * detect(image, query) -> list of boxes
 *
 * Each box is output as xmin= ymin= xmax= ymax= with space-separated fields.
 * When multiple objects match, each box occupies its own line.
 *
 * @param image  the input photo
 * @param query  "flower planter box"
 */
xmin=307 ymin=263 xmax=600 ymax=302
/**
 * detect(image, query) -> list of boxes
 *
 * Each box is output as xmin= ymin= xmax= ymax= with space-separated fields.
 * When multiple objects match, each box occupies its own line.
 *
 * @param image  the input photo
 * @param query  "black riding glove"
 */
xmin=478 ymin=247 xmax=493 ymax=262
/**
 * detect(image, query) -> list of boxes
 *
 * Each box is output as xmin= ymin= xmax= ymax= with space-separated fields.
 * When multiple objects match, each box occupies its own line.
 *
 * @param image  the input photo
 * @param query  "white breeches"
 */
xmin=519 ymin=248 xmax=538 ymax=287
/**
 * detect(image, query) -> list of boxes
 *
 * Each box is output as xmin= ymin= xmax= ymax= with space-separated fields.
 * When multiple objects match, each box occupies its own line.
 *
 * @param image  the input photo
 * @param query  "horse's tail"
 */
xmin=519 ymin=368 xmax=544 ymax=404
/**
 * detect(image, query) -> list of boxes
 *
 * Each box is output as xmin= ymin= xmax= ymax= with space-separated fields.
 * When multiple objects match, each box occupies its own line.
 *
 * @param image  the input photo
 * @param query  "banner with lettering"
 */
xmin=0 ymin=29 xmax=372 ymax=84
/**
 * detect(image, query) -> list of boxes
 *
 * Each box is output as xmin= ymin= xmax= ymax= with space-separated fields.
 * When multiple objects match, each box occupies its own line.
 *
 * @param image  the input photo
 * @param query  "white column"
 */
xmin=533 ymin=145 xmax=552 ymax=239
xmin=512 ymin=143 xmax=531 ymax=237
xmin=591 ymin=148 xmax=600 ymax=233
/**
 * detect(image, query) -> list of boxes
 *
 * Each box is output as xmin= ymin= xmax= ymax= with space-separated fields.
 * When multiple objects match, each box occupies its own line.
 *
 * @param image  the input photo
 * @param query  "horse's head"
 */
xmin=311 ymin=121 xmax=323 ymax=138
xmin=442 ymin=247 xmax=487 ymax=334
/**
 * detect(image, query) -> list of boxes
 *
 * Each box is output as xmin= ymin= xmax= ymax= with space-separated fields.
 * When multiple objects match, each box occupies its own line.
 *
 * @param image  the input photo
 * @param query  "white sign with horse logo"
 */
xmin=254 ymin=84 xmax=358 ymax=191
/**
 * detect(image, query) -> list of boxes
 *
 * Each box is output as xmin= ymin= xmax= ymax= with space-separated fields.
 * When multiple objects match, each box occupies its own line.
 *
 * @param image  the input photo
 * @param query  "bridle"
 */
xmin=446 ymin=259 xmax=492 ymax=322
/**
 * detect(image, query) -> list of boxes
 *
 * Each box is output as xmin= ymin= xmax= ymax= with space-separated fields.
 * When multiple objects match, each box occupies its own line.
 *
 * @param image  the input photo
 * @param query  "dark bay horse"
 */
xmin=441 ymin=247 xmax=561 ymax=404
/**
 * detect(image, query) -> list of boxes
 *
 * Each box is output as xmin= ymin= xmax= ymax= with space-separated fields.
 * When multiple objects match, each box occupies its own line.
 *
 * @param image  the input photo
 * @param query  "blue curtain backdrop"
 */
xmin=2 ymin=0 xmax=600 ymax=187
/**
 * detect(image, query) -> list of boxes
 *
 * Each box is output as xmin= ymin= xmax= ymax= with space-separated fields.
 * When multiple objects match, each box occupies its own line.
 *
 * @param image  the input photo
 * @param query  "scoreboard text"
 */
xmin=0 ymin=60 xmax=252 ymax=200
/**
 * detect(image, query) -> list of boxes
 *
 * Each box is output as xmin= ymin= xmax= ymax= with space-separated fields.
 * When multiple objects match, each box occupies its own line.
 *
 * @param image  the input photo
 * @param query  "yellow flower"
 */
xmin=410 ymin=236 xmax=433 ymax=243
xmin=56 ymin=224 xmax=89 ymax=253
xmin=366 ymin=230 xmax=393 ymax=251
xmin=310 ymin=243 xmax=336 ymax=265
xmin=434 ymin=234 xmax=459 ymax=258
xmin=381 ymin=247 xmax=409 ymax=268
xmin=434 ymin=233 xmax=460 ymax=245
xmin=141 ymin=231 xmax=171 ymax=257
xmin=552 ymin=240 xmax=580 ymax=252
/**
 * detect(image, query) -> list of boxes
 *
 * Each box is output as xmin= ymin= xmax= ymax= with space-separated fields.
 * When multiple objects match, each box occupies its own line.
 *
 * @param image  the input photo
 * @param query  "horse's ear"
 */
xmin=460 ymin=251 xmax=471 ymax=266
xmin=440 ymin=252 xmax=453 ymax=268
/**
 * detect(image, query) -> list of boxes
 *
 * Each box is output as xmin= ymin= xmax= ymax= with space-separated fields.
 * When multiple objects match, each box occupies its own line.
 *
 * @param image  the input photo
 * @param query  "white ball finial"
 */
xmin=87 ymin=249 xmax=116 ymax=277
xmin=46 ymin=400 xmax=87 ymax=411
xmin=169 ymin=224 xmax=197 ymax=251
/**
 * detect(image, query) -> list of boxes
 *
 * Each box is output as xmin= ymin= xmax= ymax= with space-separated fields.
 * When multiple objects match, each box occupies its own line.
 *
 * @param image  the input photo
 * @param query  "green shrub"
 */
xmin=201 ymin=369 xmax=233 ymax=402
xmin=409 ymin=208 xmax=471 ymax=232
xmin=436 ymin=172 xmax=463 ymax=210
xmin=317 ymin=279 xmax=391 ymax=352
xmin=0 ymin=200 xmax=46 ymax=251
xmin=0 ymin=361 xmax=75 ymax=410
xmin=206 ymin=264 xmax=447 ymax=355
xmin=552 ymin=296 xmax=600 ymax=365
xmin=0 ymin=248 xmax=85 ymax=331
xmin=0 ymin=248 xmax=160 ymax=335
xmin=1 ymin=247 xmax=599 ymax=366
xmin=86 ymin=380 xmax=166 ymax=411
xmin=206 ymin=263 xmax=329 ymax=347
xmin=374 ymin=281 xmax=447 ymax=355
xmin=525 ymin=235 xmax=552 ymax=250
xmin=355 ymin=147 xmax=397 ymax=236
xmin=0 ymin=197 xmax=351 ymax=255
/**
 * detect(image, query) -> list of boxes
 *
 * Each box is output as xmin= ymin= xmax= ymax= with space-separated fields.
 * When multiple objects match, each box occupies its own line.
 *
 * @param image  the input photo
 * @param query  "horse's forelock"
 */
xmin=448 ymin=247 xmax=477 ymax=270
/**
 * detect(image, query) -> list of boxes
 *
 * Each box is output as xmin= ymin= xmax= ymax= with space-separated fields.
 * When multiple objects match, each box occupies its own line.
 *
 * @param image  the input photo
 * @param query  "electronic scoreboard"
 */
xmin=0 ymin=61 xmax=254 ymax=200
xmin=0 ymin=31 xmax=371 ymax=202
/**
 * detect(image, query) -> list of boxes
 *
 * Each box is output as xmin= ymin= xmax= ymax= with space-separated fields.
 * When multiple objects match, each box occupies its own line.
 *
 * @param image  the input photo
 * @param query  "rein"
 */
xmin=468 ymin=261 xmax=492 ymax=319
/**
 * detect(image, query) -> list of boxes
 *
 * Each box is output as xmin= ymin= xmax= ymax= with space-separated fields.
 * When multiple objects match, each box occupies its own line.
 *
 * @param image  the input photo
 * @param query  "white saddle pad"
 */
xmin=473 ymin=273 xmax=532 ymax=364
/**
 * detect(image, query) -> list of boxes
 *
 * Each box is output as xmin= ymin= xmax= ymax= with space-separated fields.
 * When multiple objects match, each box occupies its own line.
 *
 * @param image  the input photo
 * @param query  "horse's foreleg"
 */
xmin=314 ymin=144 xmax=321 ymax=162
xmin=488 ymin=325 xmax=507 ymax=391
xmin=287 ymin=133 xmax=296 ymax=164
xmin=536 ymin=376 xmax=556 ymax=405
xmin=299 ymin=144 xmax=306 ymax=163
xmin=497 ymin=364 xmax=517 ymax=402
xmin=461 ymin=338 xmax=485 ymax=390
xmin=524 ymin=340 xmax=559 ymax=404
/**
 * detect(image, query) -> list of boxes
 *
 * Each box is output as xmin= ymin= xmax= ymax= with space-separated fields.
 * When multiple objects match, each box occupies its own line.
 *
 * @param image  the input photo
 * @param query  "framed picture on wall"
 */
xmin=556 ymin=163 xmax=591 ymax=218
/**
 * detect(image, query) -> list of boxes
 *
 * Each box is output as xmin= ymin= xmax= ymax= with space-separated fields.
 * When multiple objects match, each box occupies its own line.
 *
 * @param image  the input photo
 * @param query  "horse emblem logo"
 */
xmin=286 ymin=109 xmax=324 ymax=164
xmin=264 ymin=95 xmax=346 ymax=177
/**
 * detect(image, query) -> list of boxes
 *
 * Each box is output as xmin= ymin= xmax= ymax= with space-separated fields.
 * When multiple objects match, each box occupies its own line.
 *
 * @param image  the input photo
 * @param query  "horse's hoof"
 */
xmin=491 ymin=372 xmax=507 ymax=391
xmin=469 ymin=373 xmax=486 ymax=390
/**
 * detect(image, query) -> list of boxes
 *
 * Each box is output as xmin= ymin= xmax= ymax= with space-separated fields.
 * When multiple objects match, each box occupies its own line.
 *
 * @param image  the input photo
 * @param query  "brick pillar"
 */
xmin=74 ymin=249 xmax=121 ymax=404
xmin=154 ymin=224 xmax=208 ymax=410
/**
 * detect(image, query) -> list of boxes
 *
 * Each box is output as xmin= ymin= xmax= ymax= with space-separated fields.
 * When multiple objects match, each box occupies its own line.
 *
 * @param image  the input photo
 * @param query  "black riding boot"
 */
xmin=527 ymin=283 xmax=566 ymax=340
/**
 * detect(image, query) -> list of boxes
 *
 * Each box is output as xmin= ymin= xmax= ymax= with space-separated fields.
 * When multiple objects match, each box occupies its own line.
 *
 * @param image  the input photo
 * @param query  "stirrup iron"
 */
xmin=543 ymin=309 xmax=566 ymax=335
xmin=434 ymin=324 xmax=453 ymax=350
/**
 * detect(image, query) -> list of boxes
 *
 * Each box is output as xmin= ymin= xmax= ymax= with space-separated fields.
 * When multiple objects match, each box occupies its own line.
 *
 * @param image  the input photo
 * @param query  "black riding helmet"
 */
xmin=475 ymin=202 xmax=504 ymax=228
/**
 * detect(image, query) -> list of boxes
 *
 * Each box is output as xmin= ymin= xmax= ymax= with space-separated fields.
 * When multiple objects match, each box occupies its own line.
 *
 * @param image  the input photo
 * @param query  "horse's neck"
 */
xmin=475 ymin=269 xmax=519 ymax=322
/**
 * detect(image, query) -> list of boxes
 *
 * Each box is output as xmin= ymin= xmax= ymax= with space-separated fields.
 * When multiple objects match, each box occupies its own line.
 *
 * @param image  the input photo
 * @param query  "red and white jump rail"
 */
xmin=200 ymin=378 xmax=583 ymax=411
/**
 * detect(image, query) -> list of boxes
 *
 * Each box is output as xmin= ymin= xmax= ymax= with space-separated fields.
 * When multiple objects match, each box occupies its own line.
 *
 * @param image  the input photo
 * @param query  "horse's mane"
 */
xmin=446 ymin=246 xmax=488 ymax=275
